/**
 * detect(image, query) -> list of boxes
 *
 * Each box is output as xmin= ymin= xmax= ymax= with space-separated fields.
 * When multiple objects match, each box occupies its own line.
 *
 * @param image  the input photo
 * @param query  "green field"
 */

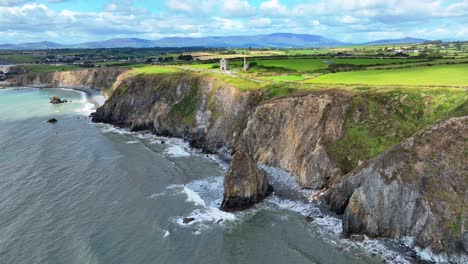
xmin=192 ymin=58 xmax=426 ymax=73
xmin=308 ymin=64 xmax=468 ymax=86
xmin=0 ymin=54 xmax=38 ymax=64
xmin=258 ymin=58 xmax=426 ymax=71
xmin=132 ymin=66 xmax=180 ymax=75
xmin=260 ymin=75 xmax=306 ymax=82
xmin=23 ymin=64 xmax=82 ymax=73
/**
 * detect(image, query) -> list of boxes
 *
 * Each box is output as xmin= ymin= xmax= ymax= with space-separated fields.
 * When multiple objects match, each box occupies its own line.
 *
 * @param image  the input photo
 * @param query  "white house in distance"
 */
xmin=220 ymin=58 xmax=229 ymax=71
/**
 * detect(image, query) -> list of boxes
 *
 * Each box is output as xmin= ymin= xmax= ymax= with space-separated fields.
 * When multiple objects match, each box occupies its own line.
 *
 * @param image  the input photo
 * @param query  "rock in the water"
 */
xmin=305 ymin=216 xmax=315 ymax=223
xmin=349 ymin=234 xmax=365 ymax=242
xmin=50 ymin=96 xmax=68 ymax=104
xmin=221 ymin=151 xmax=273 ymax=211
xmin=183 ymin=217 xmax=195 ymax=224
xmin=47 ymin=118 xmax=58 ymax=123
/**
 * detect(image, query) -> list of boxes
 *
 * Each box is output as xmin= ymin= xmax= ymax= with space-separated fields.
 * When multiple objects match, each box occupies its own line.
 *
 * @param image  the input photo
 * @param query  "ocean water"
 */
xmin=0 ymin=88 xmax=414 ymax=264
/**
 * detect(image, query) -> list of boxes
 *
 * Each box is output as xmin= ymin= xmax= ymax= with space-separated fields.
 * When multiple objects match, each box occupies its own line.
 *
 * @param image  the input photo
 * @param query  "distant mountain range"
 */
xmin=0 ymin=34 xmax=431 ymax=50
xmin=362 ymin=37 xmax=429 ymax=46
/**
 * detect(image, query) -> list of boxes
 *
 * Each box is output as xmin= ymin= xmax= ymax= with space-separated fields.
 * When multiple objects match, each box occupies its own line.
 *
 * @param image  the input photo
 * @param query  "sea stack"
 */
xmin=221 ymin=151 xmax=273 ymax=211
xmin=50 ymin=96 xmax=68 ymax=104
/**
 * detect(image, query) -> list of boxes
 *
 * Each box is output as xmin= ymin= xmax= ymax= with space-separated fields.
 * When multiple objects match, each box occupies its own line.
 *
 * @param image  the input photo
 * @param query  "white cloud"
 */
xmin=248 ymin=17 xmax=271 ymax=28
xmin=166 ymin=0 xmax=216 ymax=15
xmin=0 ymin=0 xmax=466 ymax=43
xmin=339 ymin=15 xmax=359 ymax=24
xmin=221 ymin=0 xmax=255 ymax=17
xmin=260 ymin=0 xmax=287 ymax=16
xmin=212 ymin=17 xmax=244 ymax=30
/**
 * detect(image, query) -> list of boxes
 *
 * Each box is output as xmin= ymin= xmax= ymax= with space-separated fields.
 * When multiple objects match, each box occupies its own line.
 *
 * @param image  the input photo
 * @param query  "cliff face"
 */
xmin=325 ymin=117 xmax=467 ymax=255
xmin=91 ymin=71 xmax=467 ymax=257
xmin=92 ymin=74 xmax=350 ymax=189
xmin=7 ymin=68 xmax=128 ymax=92
xmin=92 ymin=73 xmax=266 ymax=151
xmin=240 ymin=92 xmax=351 ymax=189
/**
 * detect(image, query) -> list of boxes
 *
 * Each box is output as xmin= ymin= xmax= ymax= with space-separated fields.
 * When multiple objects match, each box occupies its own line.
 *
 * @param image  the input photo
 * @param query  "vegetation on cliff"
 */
xmin=327 ymin=88 xmax=467 ymax=173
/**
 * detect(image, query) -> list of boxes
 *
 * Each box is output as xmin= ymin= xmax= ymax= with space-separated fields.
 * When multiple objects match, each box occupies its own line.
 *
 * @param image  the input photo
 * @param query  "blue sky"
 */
xmin=0 ymin=0 xmax=467 ymax=44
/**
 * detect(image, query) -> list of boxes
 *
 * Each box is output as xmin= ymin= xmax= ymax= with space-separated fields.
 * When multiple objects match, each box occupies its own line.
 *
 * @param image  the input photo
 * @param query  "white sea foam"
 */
xmin=182 ymin=186 xmax=206 ymax=206
xmin=176 ymin=206 xmax=237 ymax=226
xmin=159 ymin=177 xmax=238 ymax=229
xmin=413 ymin=245 xmax=467 ymax=263
xmin=126 ymin=140 xmax=139 ymax=144
xmin=314 ymin=216 xmax=343 ymax=235
xmin=267 ymin=196 xmax=317 ymax=216
xmin=94 ymin=124 xmax=436 ymax=262
xmin=163 ymin=145 xmax=191 ymax=157
xmin=73 ymin=90 xmax=96 ymax=116
xmin=99 ymin=125 xmax=133 ymax=135
xmin=163 ymin=230 xmax=170 ymax=238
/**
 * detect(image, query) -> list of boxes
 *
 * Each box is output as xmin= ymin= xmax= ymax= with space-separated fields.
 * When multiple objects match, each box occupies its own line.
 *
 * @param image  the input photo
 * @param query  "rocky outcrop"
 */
xmin=240 ymin=91 xmax=351 ymax=189
xmin=221 ymin=151 xmax=273 ymax=211
xmin=92 ymin=73 xmax=266 ymax=151
xmin=49 ymin=96 xmax=68 ymax=104
xmin=90 ymin=71 xmax=467 ymax=257
xmin=325 ymin=117 xmax=467 ymax=255
xmin=7 ymin=67 xmax=127 ymax=92
xmin=92 ymin=73 xmax=353 ymax=189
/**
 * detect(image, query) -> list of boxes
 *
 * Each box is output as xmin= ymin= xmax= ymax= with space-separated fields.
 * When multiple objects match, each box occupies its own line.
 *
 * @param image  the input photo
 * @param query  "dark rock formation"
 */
xmin=89 ymin=71 xmax=467 ymax=257
xmin=50 ymin=96 xmax=66 ymax=104
xmin=92 ymin=73 xmax=266 ymax=152
xmin=221 ymin=151 xmax=273 ymax=211
xmin=325 ymin=117 xmax=467 ymax=255
xmin=47 ymin=118 xmax=58 ymax=123
xmin=239 ymin=92 xmax=351 ymax=189
xmin=6 ymin=67 xmax=127 ymax=92
xmin=50 ymin=96 xmax=68 ymax=104
xmin=183 ymin=217 xmax=195 ymax=224
xmin=92 ymin=74 xmax=351 ymax=190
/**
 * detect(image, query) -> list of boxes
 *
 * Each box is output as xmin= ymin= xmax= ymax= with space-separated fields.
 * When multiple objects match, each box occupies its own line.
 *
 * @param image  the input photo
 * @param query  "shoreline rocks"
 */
xmin=221 ymin=151 xmax=273 ymax=211
xmin=50 ymin=96 xmax=68 ymax=104
xmin=324 ymin=117 xmax=467 ymax=255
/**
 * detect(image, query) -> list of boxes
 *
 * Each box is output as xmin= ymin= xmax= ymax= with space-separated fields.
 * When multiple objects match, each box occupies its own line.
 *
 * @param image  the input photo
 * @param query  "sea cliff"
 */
xmin=5 ymin=68 xmax=128 ymax=94
xmin=11 ymin=69 xmax=468 ymax=258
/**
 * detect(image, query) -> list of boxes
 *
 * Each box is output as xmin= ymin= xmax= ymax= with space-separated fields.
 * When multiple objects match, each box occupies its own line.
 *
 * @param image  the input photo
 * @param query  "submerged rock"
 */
xmin=49 ymin=96 xmax=68 ymax=104
xmin=47 ymin=118 xmax=58 ymax=123
xmin=221 ymin=151 xmax=273 ymax=211
xmin=325 ymin=117 xmax=467 ymax=255
xmin=182 ymin=217 xmax=195 ymax=224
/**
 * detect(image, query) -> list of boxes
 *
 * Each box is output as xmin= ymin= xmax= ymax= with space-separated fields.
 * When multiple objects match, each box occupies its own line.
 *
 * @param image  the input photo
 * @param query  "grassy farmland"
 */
xmin=308 ymin=64 xmax=468 ymax=87
xmin=132 ymin=65 xmax=180 ymax=75
xmin=247 ymin=58 xmax=425 ymax=72
xmin=23 ymin=64 xmax=82 ymax=73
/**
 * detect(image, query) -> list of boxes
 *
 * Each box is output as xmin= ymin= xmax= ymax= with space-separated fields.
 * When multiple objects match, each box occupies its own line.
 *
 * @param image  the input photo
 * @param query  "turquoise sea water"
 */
xmin=0 ymin=88 xmax=414 ymax=264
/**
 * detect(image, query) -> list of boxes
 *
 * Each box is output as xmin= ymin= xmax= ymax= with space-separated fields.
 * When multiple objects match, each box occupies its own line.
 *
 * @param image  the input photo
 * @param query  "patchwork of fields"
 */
xmin=308 ymin=64 xmax=468 ymax=86
xmin=3 ymin=41 xmax=467 ymax=90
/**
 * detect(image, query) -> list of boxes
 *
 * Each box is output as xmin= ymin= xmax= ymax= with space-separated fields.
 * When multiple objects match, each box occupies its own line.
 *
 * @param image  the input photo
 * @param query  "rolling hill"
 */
xmin=0 ymin=34 xmax=432 ymax=50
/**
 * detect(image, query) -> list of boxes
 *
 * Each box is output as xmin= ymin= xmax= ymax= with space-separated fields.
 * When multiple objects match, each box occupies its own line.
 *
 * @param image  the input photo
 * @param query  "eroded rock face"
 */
xmin=92 ymin=73 xmax=265 ymax=152
xmin=221 ymin=151 xmax=273 ymax=211
xmin=93 ymin=74 xmax=352 ymax=190
xmin=7 ymin=68 xmax=127 ymax=92
xmin=240 ymin=92 xmax=351 ymax=189
xmin=325 ymin=117 xmax=467 ymax=255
